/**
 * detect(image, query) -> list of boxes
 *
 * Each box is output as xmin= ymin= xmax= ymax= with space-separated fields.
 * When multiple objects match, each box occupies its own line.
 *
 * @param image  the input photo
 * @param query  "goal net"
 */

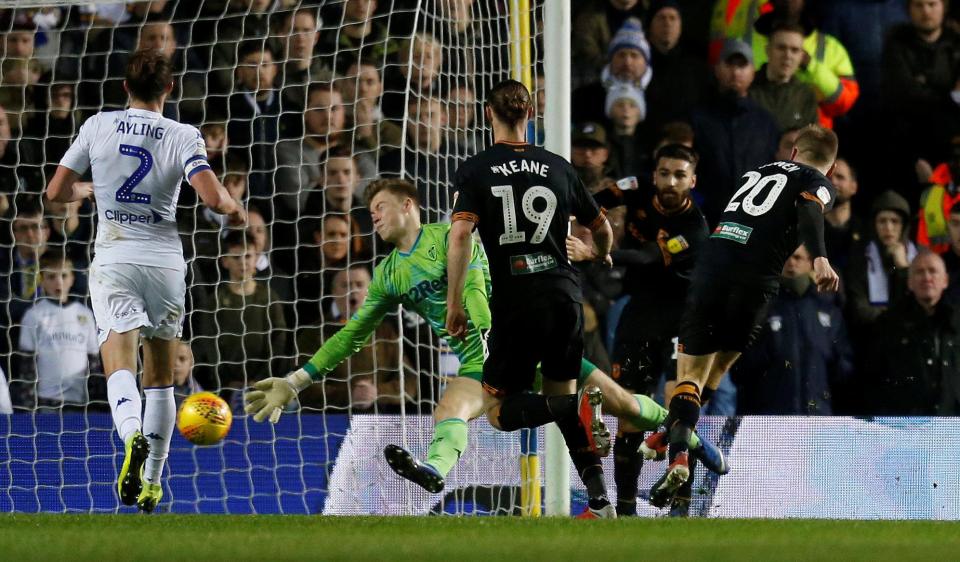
xmin=0 ymin=0 xmax=576 ymax=515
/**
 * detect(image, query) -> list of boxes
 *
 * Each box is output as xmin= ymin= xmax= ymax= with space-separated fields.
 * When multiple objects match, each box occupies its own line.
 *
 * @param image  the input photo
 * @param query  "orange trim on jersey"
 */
xmin=495 ymin=140 xmax=529 ymax=146
xmin=655 ymin=229 xmax=673 ymax=267
xmin=482 ymin=382 xmax=506 ymax=398
xmin=452 ymin=211 xmax=479 ymax=224
xmin=800 ymin=191 xmax=825 ymax=212
xmin=652 ymin=195 xmax=692 ymax=217
xmin=586 ymin=208 xmax=608 ymax=231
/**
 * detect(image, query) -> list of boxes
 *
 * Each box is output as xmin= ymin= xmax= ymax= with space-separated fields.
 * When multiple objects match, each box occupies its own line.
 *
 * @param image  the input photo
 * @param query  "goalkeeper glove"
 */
xmin=243 ymin=368 xmax=313 ymax=423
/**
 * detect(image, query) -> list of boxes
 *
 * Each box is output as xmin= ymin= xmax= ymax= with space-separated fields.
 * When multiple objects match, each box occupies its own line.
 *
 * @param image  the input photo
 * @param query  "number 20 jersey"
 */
xmin=451 ymin=142 xmax=604 ymax=303
xmin=700 ymin=161 xmax=836 ymax=284
xmin=60 ymin=108 xmax=210 ymax=268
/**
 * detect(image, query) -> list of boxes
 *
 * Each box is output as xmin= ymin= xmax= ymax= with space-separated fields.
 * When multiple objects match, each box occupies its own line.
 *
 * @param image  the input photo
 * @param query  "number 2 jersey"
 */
xmin=451 ymin=142 xmax=605 ymax=304
xmin=59 ymin=108 xmax=211 ymax=269
xmin=699 ymin=160 xmax=836 ymax=285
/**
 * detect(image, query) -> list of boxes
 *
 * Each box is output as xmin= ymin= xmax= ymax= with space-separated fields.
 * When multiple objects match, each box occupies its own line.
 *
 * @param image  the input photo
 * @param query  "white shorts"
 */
xmin=89 ymin=261 xmax=187 ymax=345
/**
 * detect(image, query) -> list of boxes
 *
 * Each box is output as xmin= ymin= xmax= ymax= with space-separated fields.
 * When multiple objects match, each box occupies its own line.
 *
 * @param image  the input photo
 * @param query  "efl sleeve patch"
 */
xmin=816 ymin=186 xmax=831 ymax=206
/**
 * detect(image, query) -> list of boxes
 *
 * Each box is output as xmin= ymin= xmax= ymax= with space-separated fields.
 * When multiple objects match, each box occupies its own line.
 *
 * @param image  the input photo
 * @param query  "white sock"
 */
xmin=142 ymin=386 xmax=176 ymax=485
xmin=107 ymin=370 xmax=142 ymax=443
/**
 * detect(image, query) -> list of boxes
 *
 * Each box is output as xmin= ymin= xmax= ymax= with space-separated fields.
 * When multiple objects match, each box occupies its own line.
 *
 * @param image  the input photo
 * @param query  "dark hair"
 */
xmin=654 ymin=143 xmax=699 ymax=170
xmin=769 ymin=19 xmax=807 ymax=37
xmin=307 ymin=81 xmax=340 ymax=102
xmin=39 ymin=248 xmax=71 ymax=270
xmin=14 ymin=193 xmax=43 ymax=219
xmin=658 ymin=121 xmax=694 ymax=147
xmin=125 ymin=49 xmax=173 ymax=103
xmin=486 ymin=79 xmax=531 ymax=125
xmin=794 ymin=124 xmax=839 ymax=167
xmin=237 ymin=39 xmax=274 ymax=62
xmin=221 ymin=229 xmax=257 ymax=252
xmin=364 ymin=178 xmax=420 ymax=207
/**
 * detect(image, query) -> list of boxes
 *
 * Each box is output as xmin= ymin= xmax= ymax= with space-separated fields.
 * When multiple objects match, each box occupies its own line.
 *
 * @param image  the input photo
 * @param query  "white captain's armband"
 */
xmin=184 ymin=155 xmax=211 ymax=179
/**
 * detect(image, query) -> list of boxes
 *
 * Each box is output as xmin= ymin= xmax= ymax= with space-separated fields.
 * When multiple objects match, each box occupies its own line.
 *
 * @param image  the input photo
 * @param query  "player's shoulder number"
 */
xmin=491 ymin=184 xmax=557 ymax=245
xmin=724 ymin=171 xmax=787 ymax=216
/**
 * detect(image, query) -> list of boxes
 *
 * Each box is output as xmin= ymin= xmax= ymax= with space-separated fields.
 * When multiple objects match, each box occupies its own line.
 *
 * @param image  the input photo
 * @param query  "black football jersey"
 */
xmin=594 ymin=185 xmax=709 ymax=338
xmin=698 ymin=160 xmax=836 ymax=283
xmin=452 ymin=142 xmax=604 ymax=303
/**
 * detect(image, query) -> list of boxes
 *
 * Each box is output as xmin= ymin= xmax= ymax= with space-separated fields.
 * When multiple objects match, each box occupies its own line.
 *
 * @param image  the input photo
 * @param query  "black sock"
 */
xmin=575 ymin=453 xmax=609 ymax=509
xmin=667 ymin=381 xmax=701 ymax=460
xmin=613 ymin=432 xmax=644 ymax=516
xmin=496 ymin=393 xmax=576 ymax=431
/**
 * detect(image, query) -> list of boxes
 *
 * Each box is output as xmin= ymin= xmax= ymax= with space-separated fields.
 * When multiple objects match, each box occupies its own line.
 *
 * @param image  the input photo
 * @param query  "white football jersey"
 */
xmin=19 ymin=299 xmax=99 ymax=404
xmin=60 ymin=108 xmax=210 ymax=268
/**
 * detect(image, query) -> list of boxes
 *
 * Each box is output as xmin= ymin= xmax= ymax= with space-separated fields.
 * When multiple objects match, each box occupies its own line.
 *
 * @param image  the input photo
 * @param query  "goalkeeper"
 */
xmin=244 ymin=179 xmax=727 ymax=495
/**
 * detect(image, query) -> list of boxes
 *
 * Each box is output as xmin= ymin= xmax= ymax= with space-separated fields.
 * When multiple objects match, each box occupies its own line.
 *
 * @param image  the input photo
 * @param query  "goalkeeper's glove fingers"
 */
xmin=243 ymin=369 xmax=314 ymax=424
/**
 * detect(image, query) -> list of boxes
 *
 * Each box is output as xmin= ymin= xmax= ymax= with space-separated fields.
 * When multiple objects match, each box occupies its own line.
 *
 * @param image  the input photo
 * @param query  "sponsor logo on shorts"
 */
xmin=105 ymin=209 xmax=163 ymax=224
xmin=712 ymin=222 xmax=753 ymax=244
xmin=510 ymin=252 xmax=557 ymax=275
xmin=114 ymin=306 xmax=141 ymax=320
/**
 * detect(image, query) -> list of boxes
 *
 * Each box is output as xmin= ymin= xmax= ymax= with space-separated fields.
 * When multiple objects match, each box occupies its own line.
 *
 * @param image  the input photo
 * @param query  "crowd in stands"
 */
xmin=1 ymin=0 xmax=960 ymax=418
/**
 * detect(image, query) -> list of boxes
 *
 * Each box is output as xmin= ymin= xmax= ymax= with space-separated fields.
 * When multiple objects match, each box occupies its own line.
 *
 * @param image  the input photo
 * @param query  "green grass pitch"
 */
xmin=3 ymin=515 xmax=960 ymax=561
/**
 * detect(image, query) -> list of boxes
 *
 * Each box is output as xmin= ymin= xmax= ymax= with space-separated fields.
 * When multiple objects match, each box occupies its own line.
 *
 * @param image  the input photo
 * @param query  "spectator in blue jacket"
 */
xmin=732 ymin=244 xmax=855 ymax=415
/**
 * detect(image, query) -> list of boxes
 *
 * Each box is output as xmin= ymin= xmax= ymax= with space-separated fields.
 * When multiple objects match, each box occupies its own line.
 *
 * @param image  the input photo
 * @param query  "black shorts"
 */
xmin=677 ymin=276 xmax=777 ymax=356
xmin=482 ymin=298 xmax=584 ymax=397
xmin=611 ymin=336 xmax=677 ymax=395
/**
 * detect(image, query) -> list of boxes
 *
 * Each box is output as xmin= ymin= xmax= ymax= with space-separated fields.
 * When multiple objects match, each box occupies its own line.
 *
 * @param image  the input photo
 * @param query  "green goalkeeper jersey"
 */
xmin=302 ymin=223 xmax=491 ymax=381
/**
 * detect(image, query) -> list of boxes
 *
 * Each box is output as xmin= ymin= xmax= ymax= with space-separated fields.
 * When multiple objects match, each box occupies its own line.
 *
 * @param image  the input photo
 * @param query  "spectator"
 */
xmin=882 ymin=0 xmax=960 ymax=183
xmin=868 ymin=251 xmax=960 ymax=415
xmin=197 ymin=230 xmax=291 ymax=398
xmin=1 ymin=196 xmax=49 ymax=330
xmin=296 ymin=213 xmax=368 ymax=326
xmin=379 ymin=97 xmax=455 ymax=220
xmin=301 ymin=152 xmax=374 ymax=249
xmin=44 ymin=197 xmax=93 ymax=268
xmin=318 ymin=0 xmax=394 ymax=71
xmin=200 ymin=122 xmax=228 ymax=177
xmin=172 ymin=341 xmax=202 ymax=406
xmin=21 ymin=81 xmax=79 ymax=187
xmin=244 ymin=207 xmax=294 ymax=307
xmin=824 ymin=157 xmax=864 ymax=274
xmin=381 ymin=33 xmax=443 ymax=121
xmin=207 ymin=0 xmax=272 ymax=98
xmin=644 ymin=0 xmax=711 ymax=130
xmin=228 ymin=40 xmax=282 ymax=200
xmin=774 ymin=126 xmax=802 ymax=160
xmin=338 ymin=58 xmax=402 ymax=160
xmin=940 ymin=205 xmax=960 ymax=304
xmin=445 ymin=84 xmax=480 ymax=159
xmin=846 ymin=190 xmax=917 ymax=328
xmin=572 ymin=17 xmax=652 ymax=127
xmin=689 ymin=39 xmax=779 ymax=225
xmin=571 ymin=122 xmax=618 ymax=194
xmin=0 ymin=57 xmax=41 ymax=136
xmin=275 ymin=7 xmax=332 ymax=112
xmin=752 ymin=1 xmax=860 ymax=129
xmin=917 ymin=135 xmax=960 ymax=254
xmin=17 ymin=250 xmax=100 ymax=410
xmin=296 ymin=264 xmax=414 ymax=411
xmin=732 ymin=245 xmax=854 ymax=415
xmin=605 ymin=83 xmax=652 ymax=178
xmin=571 ymin=0 xmax=646 ymax=88
xmin=748 ymin=20 xmax=819 ymax=131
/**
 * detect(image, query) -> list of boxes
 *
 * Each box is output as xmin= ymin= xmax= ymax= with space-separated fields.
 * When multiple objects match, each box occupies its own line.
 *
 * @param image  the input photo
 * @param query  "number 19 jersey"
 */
xmin=60 ymin=108 xmax=210 ymax=269
xmin=451 ymin=142 xmax=604 ymax=303
xmin=701 ymin=160 xmax=836 ymax=284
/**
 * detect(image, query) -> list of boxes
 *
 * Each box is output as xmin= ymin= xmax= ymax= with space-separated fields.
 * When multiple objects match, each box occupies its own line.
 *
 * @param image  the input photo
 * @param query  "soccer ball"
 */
xmin=177 ymin=392 xmax=232 ymax=446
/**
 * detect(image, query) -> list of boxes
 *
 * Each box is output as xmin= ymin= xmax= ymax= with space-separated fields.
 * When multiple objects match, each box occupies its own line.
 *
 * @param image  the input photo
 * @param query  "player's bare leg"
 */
xmin=136 ymin=336 xmax=178 ymax=513
xmin=102 ymin=329 xmax=149 ymax=507
xmin=385 ymin=377 xmax=498 ymax=493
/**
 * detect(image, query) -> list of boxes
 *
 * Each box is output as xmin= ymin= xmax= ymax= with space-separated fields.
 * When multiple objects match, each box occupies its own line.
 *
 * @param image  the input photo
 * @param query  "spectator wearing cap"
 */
xmin=867 ymin=251 xmax=960 ymax=416
xmin=572 ymin=17 xmax=652 ymax=127
xmin=845 ymin=190 xmax=918 ymax=330
xmin=882 ymin=0 xmax=960 ymax=184
xmin=606 ymin=83 xmax=652 ymax=178
xmin=688 ymin=39 xmax=779 ymax=225
xmin=571 ymin=0 xmax=646 ymax=89
xmin=644 ymin=0 xmax=711 ymax=131
xmin=918 ymin=136 xmax=960 ymax=254
xmin=748 ymin=19 xmax=818 ymax=131
xmin=751 ymin=1 xmax=860 ymax=129
xmin=571 ymin=122 xmax=618 ymax=194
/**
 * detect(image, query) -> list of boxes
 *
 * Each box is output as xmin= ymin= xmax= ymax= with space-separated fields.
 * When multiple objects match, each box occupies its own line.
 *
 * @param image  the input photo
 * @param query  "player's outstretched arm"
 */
xmin=446 ymin=219 xmax=474 ymax=338
xmin=189 ymin=168 xmax=246 ymax=226
xmin=45 ymin=166 xmax=93 ymax=203
xmin=797 ymin=198 xmax=840 ymax=292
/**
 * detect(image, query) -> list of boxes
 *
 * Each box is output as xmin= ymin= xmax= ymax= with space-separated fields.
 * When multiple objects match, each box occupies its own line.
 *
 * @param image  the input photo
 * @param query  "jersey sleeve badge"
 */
xmin=665 ymin=235 xmax=690 ymax=254
xmin=816 ymin=186 xmax=831 ymax=206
